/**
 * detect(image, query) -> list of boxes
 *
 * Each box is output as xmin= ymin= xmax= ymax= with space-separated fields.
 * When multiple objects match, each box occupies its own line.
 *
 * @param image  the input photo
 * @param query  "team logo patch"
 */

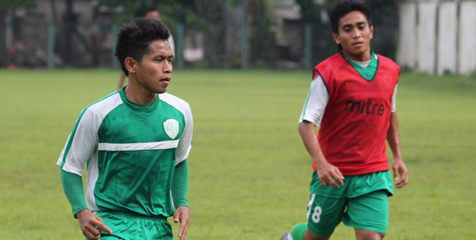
xmin=163 ymin=119 xmax=179 ymax=139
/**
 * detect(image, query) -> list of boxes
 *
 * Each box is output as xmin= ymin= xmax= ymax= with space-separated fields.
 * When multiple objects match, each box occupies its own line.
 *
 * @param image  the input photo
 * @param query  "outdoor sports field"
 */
xmin=0 ymin=69 xmax=475 ymax=239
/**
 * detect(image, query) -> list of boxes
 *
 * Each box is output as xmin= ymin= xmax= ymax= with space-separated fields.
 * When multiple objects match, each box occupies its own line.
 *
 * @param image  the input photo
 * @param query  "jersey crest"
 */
xmin=163 ymin=119 xmax=179 ymax=139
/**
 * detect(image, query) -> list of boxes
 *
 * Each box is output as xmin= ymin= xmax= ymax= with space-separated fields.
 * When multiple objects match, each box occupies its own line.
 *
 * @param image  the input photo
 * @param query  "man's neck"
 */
xmin=343 ymin=50 xmax=371 ymax=62
xmin=124 ymin=85 xmax=157 ymax=104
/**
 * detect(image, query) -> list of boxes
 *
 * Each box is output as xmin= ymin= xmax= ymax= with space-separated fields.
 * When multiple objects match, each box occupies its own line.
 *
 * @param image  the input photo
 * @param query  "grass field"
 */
xmin=0 ymin=69 xmax=475 ymax=239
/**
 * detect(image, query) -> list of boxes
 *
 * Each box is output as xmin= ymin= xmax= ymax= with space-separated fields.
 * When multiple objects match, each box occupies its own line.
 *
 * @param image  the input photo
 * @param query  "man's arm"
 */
xmin=58 ymin=107 xmax=112 ymax=239
xmin=386 ymin=112 xmax=408 ymax=188
xmin=61 ymin=170 xmax=112 ymax=240
xmin=298 ymin=121 xmax=344 ymax=188
xmin=172 ymin=160 xmax=190 ymax=240
xmin=60 ymin=170 xmax=88 ymax=215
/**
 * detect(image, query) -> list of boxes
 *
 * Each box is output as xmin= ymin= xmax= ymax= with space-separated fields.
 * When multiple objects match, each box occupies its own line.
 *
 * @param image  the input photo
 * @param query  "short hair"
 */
xmin=115 ymin=18 xmax=170 ymax=76
xmin=330 ymin=0 xmax=372 ymax=34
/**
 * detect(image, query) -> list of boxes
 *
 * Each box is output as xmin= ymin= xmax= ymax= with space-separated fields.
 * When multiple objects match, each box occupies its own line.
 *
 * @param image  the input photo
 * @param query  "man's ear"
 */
xmin=124 ymin=57 xmax=138 ymax=74
xmin=332 ymin=32 xmax=341 ymax=45
xmin=370 ymin=25 xmax=374 ymax=40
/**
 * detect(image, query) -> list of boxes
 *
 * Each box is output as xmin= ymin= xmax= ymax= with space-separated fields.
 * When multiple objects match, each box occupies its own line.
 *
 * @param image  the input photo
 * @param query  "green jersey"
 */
xmin=57 ymin=88 xmax=193 ymax=217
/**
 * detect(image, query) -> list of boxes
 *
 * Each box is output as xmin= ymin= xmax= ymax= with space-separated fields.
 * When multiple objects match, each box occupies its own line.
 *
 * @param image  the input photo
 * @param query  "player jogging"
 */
xmin=281 ymin=0 xmax=408 ymax=239
xmin=58 ymin=18 xmax=192 ymax=240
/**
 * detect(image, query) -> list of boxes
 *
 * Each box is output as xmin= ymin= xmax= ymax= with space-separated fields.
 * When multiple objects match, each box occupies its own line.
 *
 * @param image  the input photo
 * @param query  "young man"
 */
xmin=282 ymin=1 xmax=408 ymax=239
xmin=58 ymin=18 xmax=192 ymax=240
xmin=118 ymin=6 xmax=175 ymax=89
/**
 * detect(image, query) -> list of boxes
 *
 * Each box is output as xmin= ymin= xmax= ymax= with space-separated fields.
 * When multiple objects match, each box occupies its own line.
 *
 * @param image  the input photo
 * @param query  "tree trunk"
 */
xmin=63 ymin=0 xmax=74 ymax=65
xmin=0 ymin=8 xmax=8 ymax=67
xmin=50 ymin=0 xmax=58 ymax=26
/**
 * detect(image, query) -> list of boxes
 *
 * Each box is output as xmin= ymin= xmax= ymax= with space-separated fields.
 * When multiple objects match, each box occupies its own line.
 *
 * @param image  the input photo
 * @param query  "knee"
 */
xmin=355 ymin=230 xmax=385 ymax=240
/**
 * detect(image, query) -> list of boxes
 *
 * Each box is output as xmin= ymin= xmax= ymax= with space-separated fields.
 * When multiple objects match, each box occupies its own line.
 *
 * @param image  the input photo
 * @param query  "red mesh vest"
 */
xmin=312 ymin=53 xmax=400 ymax=176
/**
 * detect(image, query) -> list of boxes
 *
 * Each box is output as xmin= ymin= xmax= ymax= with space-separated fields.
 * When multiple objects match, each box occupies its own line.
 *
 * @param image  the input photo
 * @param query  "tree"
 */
xmin=247 ymin=0 xmax=276 ymax=68
xmin=62 ymin=0 xmax=74 ymax=65
xmin=296 ymin=0 xmax=339 ymax=64
xmin=192 ymin=0 xmax=232 ymax=67
xmin=0 ymin=7 xmax=7 ymax=67
xmin=97 ymin=0 xmax=206 ymax=66
xmin=193 ymin=0 xmax=276 ymax=68
xmin=0 ymin=0 xmax=36 ymax=67
xmin=96 ymin=0 xmax=204 ymax=29
xmin=296 ymin=0 xmax=398 ymax=63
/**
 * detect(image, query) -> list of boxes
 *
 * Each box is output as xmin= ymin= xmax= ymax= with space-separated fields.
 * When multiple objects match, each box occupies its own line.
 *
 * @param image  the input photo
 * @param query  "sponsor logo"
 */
xmin=345 ymin=99 xmax=385 ymax=116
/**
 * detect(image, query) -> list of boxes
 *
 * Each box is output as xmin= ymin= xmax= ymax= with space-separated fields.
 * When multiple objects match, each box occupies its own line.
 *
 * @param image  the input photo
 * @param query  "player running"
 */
xmin=282 ymin=0 xmax=408 ymax=239
xmin=58 ymin=18 xmax=192 ymax=240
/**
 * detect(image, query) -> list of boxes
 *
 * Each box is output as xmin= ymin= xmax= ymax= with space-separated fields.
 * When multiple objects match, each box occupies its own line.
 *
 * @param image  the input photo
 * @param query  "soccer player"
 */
xmin=118 ymin=6 xmax=175 ymax=89
xmin=58 ymin=18 xmax=192 ymax=240
xmin=281 ymin=0 xmax=408 ymax=239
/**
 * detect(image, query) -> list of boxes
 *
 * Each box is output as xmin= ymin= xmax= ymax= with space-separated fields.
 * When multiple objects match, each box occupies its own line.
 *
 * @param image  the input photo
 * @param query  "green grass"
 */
xmin=0 ymin=69 xmax=475 ymax=239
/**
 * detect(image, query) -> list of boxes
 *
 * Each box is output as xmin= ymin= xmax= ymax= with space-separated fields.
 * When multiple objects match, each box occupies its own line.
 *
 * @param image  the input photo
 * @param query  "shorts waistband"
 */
xmin=96 ymin=210 xmax=168 ymax=220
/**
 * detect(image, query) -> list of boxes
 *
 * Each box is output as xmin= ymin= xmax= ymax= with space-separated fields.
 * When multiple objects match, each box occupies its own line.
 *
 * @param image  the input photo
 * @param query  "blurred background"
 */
xmin=1 ymin=0 xmax=475 ymax=75
xmin=1 ymin=2 xmax=475 ymax=239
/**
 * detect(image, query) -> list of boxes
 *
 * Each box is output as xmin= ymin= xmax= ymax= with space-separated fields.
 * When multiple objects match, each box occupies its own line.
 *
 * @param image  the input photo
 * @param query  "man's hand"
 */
xmin=392 ymin=158 xmax=408 ymax=188
xmin=173 ymin=206 xmax=190 ymax=240
xmin=76 ymin=209 xmax=112 ymax=240
xmin=316 ymin=161 xmax=345 ymax=188
xmin=298 ymin=121 xmax=345 ymax=189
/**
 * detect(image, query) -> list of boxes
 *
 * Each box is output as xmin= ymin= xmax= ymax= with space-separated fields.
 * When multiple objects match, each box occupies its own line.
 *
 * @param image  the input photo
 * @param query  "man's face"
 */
xmin=333 ymin=10 xmax=373 ymax=61
xmin=134 ymin=40 xmax=174 ymax=94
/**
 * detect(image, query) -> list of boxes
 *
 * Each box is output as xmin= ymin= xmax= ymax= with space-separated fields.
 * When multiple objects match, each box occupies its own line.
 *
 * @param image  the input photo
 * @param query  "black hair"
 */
xmin=115 ymin=17 xmax=170 ymax=77
xmin=330 ymin=0 xmax=372 ymax=34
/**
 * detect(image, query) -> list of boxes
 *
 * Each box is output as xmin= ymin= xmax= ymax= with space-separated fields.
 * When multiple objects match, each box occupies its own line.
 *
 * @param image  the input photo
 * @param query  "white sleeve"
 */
xmin=392 ymin=83 xmax=398 ymax=112
xmin=299 ymin=75 xmax=329 ymax=127
xmin=56 ymin=109 xmax=98 ymax=176
xmin=175 ymin=103 xmax=193 ymax=166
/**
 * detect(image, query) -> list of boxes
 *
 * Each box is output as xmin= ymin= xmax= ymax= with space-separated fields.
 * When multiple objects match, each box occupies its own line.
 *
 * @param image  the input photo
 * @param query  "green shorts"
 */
xmin=94 ymin=211 xmax=173 ymax=240
xmin=306 ymin=171 xmax=393 ymax=237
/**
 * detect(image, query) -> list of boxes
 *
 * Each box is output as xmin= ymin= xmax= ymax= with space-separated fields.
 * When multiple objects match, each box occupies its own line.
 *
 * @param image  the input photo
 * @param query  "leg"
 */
xmin=283 ymin=192 xmax=343 ymax=240
xmin=304 ymin=229 xmax=330 ymax=240
xmin=282 ymin=223 xmax=330 ymax=240
xmin=354 ymin=229 xmax=385 ymax=240
xmin=305 ymin=193 xmax=346 ymax=240
xmin=343 ymin=190 xmax=389 ymax=240
xmin=304 ymin=171 xmax=347 ymax=239
xmin=283 ymin=172 xmax=347 ymax=240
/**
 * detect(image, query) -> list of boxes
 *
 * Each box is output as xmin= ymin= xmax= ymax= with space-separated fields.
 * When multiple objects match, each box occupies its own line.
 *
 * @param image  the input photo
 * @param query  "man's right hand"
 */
xmin=76 ymin=209 xmax=112 ymax=240
xmin=298 ymin=121 xmax=345 ymax=189
xmin=315 ymin=161 xmax=345 ymax=188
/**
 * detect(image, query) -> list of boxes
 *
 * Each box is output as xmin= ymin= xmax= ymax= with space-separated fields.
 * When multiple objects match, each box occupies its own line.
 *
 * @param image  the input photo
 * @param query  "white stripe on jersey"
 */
xmin=98 ymin=140 xmax=179 ymax=151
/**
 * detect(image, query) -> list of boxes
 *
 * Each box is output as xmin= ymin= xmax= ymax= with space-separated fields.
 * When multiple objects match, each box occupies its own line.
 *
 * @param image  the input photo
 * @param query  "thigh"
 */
xmin=306 ymin=193 xmax=346 ymax=237
xmin=97 ymin=212 xmax=173 ymax=240
xmin=343 ymin=190 xmax=389 ymax=234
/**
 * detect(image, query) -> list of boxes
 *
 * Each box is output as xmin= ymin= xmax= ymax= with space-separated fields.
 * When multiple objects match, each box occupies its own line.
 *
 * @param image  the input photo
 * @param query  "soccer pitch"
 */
xmin=0 ymin=69 xmax=475 ymax=239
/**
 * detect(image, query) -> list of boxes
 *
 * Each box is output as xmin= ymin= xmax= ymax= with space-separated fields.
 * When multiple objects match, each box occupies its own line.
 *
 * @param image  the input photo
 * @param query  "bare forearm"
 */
xmin=298 ymin=121 xmax=327 ymax=166
xmin=299 ymin=121 xmax=344 ymax=187
xmin=386 ymin=112 xmax=402 ymax=160
xmin=387 ymin=112 xmax=408 ymax=187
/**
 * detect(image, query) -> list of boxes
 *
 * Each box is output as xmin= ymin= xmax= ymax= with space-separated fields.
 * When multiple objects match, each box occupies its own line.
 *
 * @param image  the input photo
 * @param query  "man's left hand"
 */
xmin=392 ymin=159 xmax=408 ymax=188
xmin=173 ymin=206 xmax=190 ymax=240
